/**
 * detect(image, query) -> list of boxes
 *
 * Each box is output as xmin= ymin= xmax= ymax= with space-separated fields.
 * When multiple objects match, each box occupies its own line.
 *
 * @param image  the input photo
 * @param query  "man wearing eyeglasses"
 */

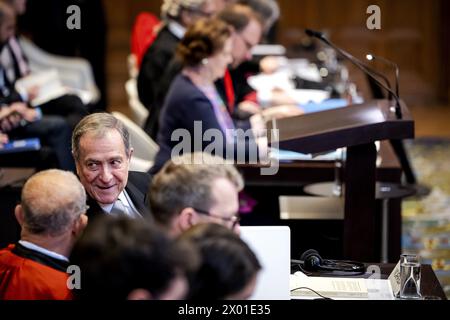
xmin=216 ymin=3 xmax=293 ymax=119
xmin=215 ymin=4 xmax=264 ymax=120
xmin=149 ymin=152 xmax=243 ymax=237
xmin=0 ymin=169 xmax=88 ymax=300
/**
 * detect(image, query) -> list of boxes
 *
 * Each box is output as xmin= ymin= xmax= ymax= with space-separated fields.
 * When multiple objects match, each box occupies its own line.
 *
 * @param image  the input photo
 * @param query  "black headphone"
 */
xmin=293 ymin=249 xmax=366 ymax=273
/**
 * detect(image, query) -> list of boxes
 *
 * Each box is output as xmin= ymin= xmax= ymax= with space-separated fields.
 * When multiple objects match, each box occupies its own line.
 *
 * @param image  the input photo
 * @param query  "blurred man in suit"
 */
xmin=138 ymin=0 xmax=219 ymax=139
xmin=71 ymin=113 xmax=152 ymax=221
xmin=0 ymin=0 xmax=90 ymax=129
xmin=0 ymin=1 xmax=74 ymax=170
xmin=149 ymin=152 xmax=243 ymax=237
xmin=0 ymin=169 xmax=88 ymax=300
xmin=70 ymin=215 xmax=199 ymax=300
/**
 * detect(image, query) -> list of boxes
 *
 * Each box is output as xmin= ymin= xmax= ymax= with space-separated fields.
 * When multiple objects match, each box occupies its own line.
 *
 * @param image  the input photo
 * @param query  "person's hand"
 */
xmin=27 ymin=85 xmax=40 ymax=102
xmin=270 ymin=88 xmax=297 ymax=106
xmin=261 ymin=104 xmax=304 ymax=121
xmin=10 ymin=102 xmax=39 ymax=123
xmin=0 ymin=106 xmax=23 ymax=131
xmin=0 ymin=132 xmax=9 ymax=147
xmin=238 ymin=101 xmax=261 ymax=115
xmin=259 ymin=56 xmax=282 ymax=74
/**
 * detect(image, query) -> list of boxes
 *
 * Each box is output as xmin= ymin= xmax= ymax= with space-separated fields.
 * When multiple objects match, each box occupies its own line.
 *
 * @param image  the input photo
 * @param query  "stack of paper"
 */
xmin=15 ymin=69 xmax=68 ymax=107
xmin=290 ymin=274 xmax=369 ymax=299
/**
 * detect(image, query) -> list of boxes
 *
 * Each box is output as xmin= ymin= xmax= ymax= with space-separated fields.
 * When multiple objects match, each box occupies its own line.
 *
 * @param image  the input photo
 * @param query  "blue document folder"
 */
xmin=0 ymin=138 xmax=41 ymax=154
xmin=301 ymin=98 xmax=349 ymax=114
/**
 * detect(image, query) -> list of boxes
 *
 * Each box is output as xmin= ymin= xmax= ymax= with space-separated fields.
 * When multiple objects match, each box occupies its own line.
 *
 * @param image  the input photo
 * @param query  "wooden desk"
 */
xmin=291 ymin=263 xmax=447 ymax=300
xmin=238 ymin=141 xmax=403 ymax=262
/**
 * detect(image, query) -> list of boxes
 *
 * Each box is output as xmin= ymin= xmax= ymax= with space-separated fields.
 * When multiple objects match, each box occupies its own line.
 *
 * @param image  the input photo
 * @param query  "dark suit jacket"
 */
xmin=149 ymin=74 xmax=255 ymax=174
xmin=137 ymin=25 xmax=179 ymax=111
xmin=86 ymin=171 xmax=153 ymax=222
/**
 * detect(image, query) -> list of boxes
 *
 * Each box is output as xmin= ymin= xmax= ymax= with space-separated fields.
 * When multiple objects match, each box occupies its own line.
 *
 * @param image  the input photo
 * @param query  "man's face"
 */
xmin=0 ymin=12 xmax=16 ymax=47
xmin=75 ymin=129 xmax=132 ymax=206
xmin=230 ymin=19 xmax=262 ymax=69
xmin=202 ymin=177 xmax=240 ymax=232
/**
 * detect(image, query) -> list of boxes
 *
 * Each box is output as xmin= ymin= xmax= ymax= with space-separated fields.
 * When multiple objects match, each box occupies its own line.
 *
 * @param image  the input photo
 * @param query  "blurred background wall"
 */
xmin=102 ymin=0 xmax=449 ymax=109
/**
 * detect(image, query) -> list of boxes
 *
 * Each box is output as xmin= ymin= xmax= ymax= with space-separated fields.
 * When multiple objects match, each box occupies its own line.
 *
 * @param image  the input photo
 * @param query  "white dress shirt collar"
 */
xmin=100 ymin=190 xmax=142 ymax=218
xmin=19 ymin=240 xmax=69 ymax=262
xmin=167 ymin=20 xmax=186 ymax=39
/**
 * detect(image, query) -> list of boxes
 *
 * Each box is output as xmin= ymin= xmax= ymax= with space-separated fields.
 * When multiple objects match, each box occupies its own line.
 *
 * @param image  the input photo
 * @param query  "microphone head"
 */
xmin=305 ymin=29 xmax=324 ymax=39
xmin=366 ymin=54 xmax=374 ymax=61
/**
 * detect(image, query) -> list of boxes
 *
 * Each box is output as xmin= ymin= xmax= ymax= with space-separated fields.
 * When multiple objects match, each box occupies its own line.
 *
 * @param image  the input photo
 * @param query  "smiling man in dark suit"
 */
xmin=71 ymin=113 xmax=152 ymax=221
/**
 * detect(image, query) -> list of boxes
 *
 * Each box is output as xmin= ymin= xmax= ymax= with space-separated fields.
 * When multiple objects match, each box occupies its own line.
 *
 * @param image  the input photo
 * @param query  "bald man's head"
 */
xmin=20 ymin=169 xmax=87 ymax=236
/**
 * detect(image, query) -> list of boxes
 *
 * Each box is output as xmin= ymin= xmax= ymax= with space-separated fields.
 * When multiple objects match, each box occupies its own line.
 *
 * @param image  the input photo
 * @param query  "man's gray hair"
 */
xmin=161 ymin=0 xmax=207 ymax=21
xmin=149 ymin=152 xmax=244 ymax=227
xmin=21 ymin=169 xmax=87 ymax=236
xmin=72 ymin=113 xmax=131 ymax=161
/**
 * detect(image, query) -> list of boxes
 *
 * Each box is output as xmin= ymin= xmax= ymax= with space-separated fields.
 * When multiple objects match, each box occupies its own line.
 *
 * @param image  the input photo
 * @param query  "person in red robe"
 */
xmin=0 ymin=169 xmax=88 ymax=300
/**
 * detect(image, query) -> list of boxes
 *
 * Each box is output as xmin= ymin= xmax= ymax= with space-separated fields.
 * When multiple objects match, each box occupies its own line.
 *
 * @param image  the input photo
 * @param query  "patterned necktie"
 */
xmin=110 ymin=199 xmax=127 ymax=216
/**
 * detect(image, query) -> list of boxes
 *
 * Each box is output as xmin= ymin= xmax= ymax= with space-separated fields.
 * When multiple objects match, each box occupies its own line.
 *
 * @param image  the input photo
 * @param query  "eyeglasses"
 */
xmin=193 ymin=207 xmax=241 ymax=229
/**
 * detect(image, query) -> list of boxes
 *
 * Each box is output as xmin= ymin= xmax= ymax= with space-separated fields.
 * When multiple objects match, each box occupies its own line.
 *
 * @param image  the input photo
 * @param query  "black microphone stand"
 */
xmin=305 ymin=29 xmax=402 ymax=119
xmin=305 ymin=29 xmax=429 ymax=194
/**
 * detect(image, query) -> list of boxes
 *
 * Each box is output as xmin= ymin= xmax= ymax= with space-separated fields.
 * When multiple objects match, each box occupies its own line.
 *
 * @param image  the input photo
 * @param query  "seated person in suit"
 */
xmin=150 ymin=152 xmax=243 ymax=237
xmin=150 ymin=17 xmax=300 ymax=174
xmin=0 ymin=0 xmax=89 ymax=130
xmin=71 ymin=113 xmax=152 ymax=220
xmin=0 ymin=100 xmax=74 ymax=171
xmin=70 ymin=215 xmax=199 ymax=300
xmin=138 ymin=0 xmax=219 ymax=138
xmin=216 ymin=3 xmax=291 ymax=118
xmin=179 ymin=223 xmax=261 ymax=300
xmin=0 ymin=169 xmax=88 ymax=300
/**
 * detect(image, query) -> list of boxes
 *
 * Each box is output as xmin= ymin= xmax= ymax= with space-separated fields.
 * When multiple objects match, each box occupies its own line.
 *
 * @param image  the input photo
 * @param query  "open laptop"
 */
xmin=240 ymin=226 xmax=291 ymax=300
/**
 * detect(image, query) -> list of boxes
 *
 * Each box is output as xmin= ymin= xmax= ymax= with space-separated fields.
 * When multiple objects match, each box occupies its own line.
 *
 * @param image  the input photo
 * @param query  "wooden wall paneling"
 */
xmin=275 ymin=0 xmax=443 ymax=106
xmin=103 ymin=0 xmax=446 ymax=108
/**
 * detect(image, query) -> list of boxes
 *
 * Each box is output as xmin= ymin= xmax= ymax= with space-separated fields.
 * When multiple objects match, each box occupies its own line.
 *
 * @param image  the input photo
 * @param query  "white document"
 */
xmin=248 ymin=70 xmax=296 ymax=92
xmin=290 ymin=273 xmax=369 ymax=299
xmin=15 ymin=69 xmax=68 ymax=107
xmin=290 ymin=272 xmax=395 ymax=300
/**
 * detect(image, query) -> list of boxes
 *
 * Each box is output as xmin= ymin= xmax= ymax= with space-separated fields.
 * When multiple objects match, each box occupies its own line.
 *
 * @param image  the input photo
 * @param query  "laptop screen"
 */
xmin=240 ymin=226 xmax=291 ymax=300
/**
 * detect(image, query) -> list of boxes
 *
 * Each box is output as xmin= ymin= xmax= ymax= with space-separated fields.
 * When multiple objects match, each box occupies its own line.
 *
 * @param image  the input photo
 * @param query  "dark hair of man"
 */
xmin=69 ymin=215 xmax=198 ymax=299
xmin=176 ymin=17 xmax=231 ymax=67
xmin=216 ymin=3 xmax=263 ymax=33
xmin=237 ymin=0 xmax=279 ymax=28
xmin=179 ymin=223 xmax=261 ymax=300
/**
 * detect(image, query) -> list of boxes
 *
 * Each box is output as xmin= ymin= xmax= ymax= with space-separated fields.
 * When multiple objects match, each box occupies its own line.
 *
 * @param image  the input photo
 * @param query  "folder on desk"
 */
xmin=0 ymin=138 xmax=41 ymax=154
xmin=301 ymin=98 xmax=349 ymax=114
xmin=15 ymin=69 xmax=68 ymax=107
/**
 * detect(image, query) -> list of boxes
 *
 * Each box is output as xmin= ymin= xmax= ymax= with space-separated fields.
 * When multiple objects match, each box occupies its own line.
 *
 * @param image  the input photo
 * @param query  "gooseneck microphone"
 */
xmin=366 ymin=54 xmax=400 ymax=99
xmin=305 ymin=29 xmax=402 ymax=119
